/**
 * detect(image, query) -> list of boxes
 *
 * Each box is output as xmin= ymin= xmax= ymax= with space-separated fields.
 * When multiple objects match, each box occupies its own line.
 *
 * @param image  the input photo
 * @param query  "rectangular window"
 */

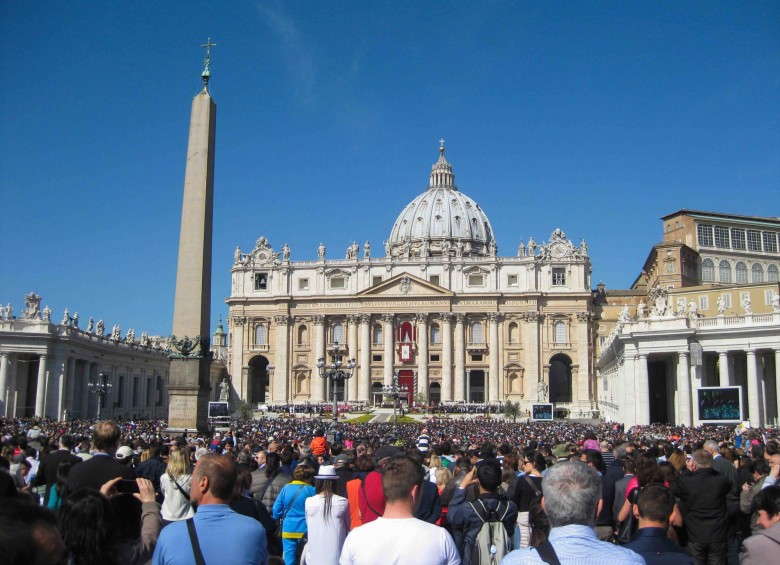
xmin=747 ymin=230 xmax=762 ymax=251
xmin=507 ymin=274 xmax=518 ymax=287
xmin=699 ymin=296 xmax=709 ymax=311
xmin=468 ymin=274 xmax=485 ymax=286
xmin=330 ymin=277 xmax=345 ymax=289
xmin=697 ymin=224 xmax=714 ymax=247
xmin=430 ymin=354 xmax=440 ymax=362
xmin=254 ymin=272 xmax=268 ymax=290
xmin=429 ymin=275 xmax=440 ymax=286
xmin=714 ymin=226 xmax=730 ymax=248
xmin=722 ymin=294 xmax=731 ymax=308
xmin=554 ymin=321 xmax=567 ymax=344
xmin=298 ymin=278 xmax=309 ymax=290
xmin=117 ymin=376 xmax=125 ymax=406
xmin=372 ymin=326 xmax=382 ymax=345
xmin=430 ymin=325 xmax=441 ymax=344
xmin=731 ymin=228 xmax=746 ymax=250
xmin=146 ymin=378 xmax=152 ymax=406
xmin=552 ymin=268 xmax=566 ymax=286
xmin=372 ymin=354 xmax=382 ymax=362
xmin=372 ymin=276 xmax=383 ymax=286
xmin=763 ymin=232 xmax=778 ymax=253
xmin=471 ymin=354 xmax=483 ymax=362
xmin=767 ymin=289 xmax=776 ymax=306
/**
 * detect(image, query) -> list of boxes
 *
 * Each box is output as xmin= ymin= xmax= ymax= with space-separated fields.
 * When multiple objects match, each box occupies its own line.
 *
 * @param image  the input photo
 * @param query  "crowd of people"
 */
xmin=2 ymin=414 xmax=780 ymax=565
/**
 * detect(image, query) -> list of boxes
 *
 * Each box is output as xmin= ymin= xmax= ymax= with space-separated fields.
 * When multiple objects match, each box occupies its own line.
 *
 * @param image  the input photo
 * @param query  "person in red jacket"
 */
xmin=310 ymin=429 xmax=329 ymax=459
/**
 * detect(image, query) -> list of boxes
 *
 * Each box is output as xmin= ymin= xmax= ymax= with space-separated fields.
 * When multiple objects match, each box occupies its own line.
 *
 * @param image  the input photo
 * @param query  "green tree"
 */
xmin=233 ymin=399 xmax=254 ymax=420
xmin=504 ymin=399 xmax=521 ymax=422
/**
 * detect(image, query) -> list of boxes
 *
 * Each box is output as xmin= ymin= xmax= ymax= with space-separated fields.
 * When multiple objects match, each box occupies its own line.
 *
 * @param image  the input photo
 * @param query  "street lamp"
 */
xmin=382 ymin=372 xmax=409 ymax=435
xmin=316 ymin=343 xmax=356 ymax=431
xmin=88 ymin=371 xmax=113 ymax=418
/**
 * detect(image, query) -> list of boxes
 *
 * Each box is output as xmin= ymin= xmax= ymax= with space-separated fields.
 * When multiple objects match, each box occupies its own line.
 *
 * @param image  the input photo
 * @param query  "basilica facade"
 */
xmin=226 ymin=147 xmax=595 ymax=415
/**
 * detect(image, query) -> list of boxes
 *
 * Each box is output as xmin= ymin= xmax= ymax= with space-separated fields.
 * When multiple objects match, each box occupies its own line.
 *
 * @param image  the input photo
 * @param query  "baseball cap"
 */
xmin=115 ymin=446 xmax=134 ymax=460
xmin=375 ymin=445 xmax=401 ymax=461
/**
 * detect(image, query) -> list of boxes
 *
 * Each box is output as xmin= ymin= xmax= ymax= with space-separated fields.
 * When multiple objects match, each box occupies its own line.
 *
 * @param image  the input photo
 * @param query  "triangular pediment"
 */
xmin=358 ymin=273 xmax=454 ymax=297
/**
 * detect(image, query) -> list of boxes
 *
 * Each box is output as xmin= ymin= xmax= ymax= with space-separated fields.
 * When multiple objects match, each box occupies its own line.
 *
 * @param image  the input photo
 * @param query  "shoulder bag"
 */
xmin=275 ymin=484 xmax=305 ymax=538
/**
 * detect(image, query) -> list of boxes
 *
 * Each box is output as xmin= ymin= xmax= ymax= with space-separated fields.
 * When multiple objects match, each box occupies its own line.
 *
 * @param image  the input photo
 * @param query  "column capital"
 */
xmin=487 ymin=312 xmax=501 ymax=323
xmin=359 ymin=313 xmax=371 ymax=325
xmin=313 ymin=315 xmax=325 ymax=325
xmin=440 ymin=312 xmax=453 ymax=323
xmin=381 ymin=313 xmax=395 ymax=324
xmin=346 ymin=314 xmax=361 ymax=324
xmin=454 ymin=313 xmax=465 ymax=324
xmin=416 ymin=313 xmax=428 ymax=324
xmin=231 ymin=316 xmax=247 ymax=326
xmin=274 ymin=314 xmax=291 ymax=325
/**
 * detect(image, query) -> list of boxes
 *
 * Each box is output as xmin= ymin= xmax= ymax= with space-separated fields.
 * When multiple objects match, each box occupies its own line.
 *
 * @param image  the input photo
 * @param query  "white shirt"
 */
xmin=339 ymin=517 xmax=460 ymax=565
xmin=305 ymin=493 xmax=350 ymax=565
xmin=160 ymin=473 xmax=194 ymax=521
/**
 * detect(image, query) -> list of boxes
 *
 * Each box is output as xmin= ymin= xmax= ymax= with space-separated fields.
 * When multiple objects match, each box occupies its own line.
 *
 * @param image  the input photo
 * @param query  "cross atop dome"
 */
xmin=430 ymin=141 xmax=455 ymax=190
xmin=439 ymin=138 xmax=446 ymax=153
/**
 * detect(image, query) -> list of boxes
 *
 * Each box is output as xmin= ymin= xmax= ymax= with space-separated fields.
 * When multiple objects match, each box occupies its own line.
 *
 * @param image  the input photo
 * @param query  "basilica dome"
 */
xmin=387 ymin=145 xmax=496 ymax=258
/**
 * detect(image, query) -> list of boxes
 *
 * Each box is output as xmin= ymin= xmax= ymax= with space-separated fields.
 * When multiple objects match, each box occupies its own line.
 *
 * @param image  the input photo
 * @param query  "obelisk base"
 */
xmin=167 ymin=359 xmax=211 ymax=431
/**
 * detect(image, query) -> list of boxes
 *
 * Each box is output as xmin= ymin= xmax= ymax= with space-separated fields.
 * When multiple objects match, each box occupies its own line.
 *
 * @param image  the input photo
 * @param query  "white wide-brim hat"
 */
xmin=314 ymin=464 xmax=338 ymax=480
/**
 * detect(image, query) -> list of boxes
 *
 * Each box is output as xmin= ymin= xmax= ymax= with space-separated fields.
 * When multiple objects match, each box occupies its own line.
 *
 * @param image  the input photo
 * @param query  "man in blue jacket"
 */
xmin=625 ymin=484 xmax=693 ymax=565
xmin=448 ymin=458 xmax=518 ymax=565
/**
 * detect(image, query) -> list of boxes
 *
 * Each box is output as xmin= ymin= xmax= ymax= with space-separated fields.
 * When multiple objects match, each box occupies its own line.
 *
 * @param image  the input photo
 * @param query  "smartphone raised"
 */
xmin=116 ymin=479 xmax=139 ymax=494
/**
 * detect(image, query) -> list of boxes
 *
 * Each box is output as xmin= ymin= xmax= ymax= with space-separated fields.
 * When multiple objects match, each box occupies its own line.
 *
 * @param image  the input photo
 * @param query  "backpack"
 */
xmin=469 ymin=499 xmax=512 ymax=565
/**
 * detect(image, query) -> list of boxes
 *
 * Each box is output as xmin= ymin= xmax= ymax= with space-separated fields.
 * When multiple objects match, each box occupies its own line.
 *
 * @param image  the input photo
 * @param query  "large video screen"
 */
xmin=531 ymin=403 xmax=554 ymax=421
xmin=697 ymin=387 xmax=742 ymax=423
xmin=208 ymin=402 xmax=230 ymax=418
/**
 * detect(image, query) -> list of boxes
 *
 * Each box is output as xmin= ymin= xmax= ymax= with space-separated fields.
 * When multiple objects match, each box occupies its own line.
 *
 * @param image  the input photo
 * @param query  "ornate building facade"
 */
xmin=596 ymin=210 xmax=780 ymax=427
xmin=227 ymin=146 xmax=595 ymax=415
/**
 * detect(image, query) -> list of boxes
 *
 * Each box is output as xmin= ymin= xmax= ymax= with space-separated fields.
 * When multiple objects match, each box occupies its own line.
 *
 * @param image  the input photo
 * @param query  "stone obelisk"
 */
xmin=168 ymin=40 xmax=217 ymax=431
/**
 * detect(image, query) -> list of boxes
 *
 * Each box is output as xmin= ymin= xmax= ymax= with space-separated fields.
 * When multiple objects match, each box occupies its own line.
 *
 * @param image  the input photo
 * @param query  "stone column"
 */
xmin=746 ymin=349 xmax=763 ymax=425
xmin=416 ymin=313 xmax=429 ymax=400
xmin=488 ymin=313 xmax=499 ymax=403
xmin=64 ymin=357 xmax=76 ymax=414
xmin=454 ymin=314 xmax=466 ymax=401
xmin=718 ymin=351 xmax=731 ymax=386
xmin=636 ymin=354 xmax=650 ymax=425
xmin=80 ymin=362 xmax=92 ymax=419
xmin=676 ymin=352 xmax=692 ymax=426
xmin=441 ymin=314 xmax=453 ymax=401
xmin=359 ymin=314 xmax=371 ymax=402
xmin=313 ymin=316 xmax=326 ymax=401
xmin=35 ymin=354 xmax=48 ymax=418
xmin=576 ymin=313 xmax=590 ymax=405
xmin=0 ymin=353 xmax=9 ymax=415
xmin=230 ymin=317 xmax=247 ymax=399
xmin=622 ymin=355 xmax=636 ymax=427
xmin=382 ymin=314 xmax=394 ymax=386
xmin=775 ymin=350 xmax=780 ymax=427
xmin=525 ymin=313 xmax=540 ymax=400
xmin=273 ymin=315 xmax=290 ymax=403
xmin=347 ymin=315 xmax=359 ymax=401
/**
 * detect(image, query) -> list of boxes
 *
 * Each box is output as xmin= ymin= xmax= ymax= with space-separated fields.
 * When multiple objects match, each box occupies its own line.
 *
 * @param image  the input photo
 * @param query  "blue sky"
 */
xmin=1 ymin=1 xmax=778 ymax=338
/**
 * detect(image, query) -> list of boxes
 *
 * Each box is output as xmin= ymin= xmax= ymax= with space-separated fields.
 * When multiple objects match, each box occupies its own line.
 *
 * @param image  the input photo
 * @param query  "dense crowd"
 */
xmin=2 ymin=414 xmax=780 ymax=565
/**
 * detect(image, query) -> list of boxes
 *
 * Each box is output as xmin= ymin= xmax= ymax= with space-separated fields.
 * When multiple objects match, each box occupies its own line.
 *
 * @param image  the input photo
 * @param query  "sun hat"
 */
xmin=314 ymin=465 xmax=338 ymax=480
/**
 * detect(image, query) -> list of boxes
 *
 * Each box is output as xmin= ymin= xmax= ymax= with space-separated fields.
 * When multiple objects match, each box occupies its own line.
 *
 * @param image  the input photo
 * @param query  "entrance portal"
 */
xmin=648 ymin=360 xmax=671 ymax=424
xmin=398 ymin=370 xmax=414 ymax=404
xmin=468 ymin=370 xmax=485 ymax=403
xmin=248 ymin=356 xmax=269 ymax=404
xmin=429 ymin=382 xmax=441 ymax=404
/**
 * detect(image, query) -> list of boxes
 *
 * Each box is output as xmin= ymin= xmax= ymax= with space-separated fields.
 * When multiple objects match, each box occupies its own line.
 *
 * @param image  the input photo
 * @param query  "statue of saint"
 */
xmin=234 ymin=246 xmax=241 ymax=263
xmin=219 ymin=377 xmax=230 ymax=402
xmin=282 ymin=243 xmax=290 ymax=261
xmin=363 ymin=240 xmax=370 ymax=259
xmin=741 ymin=294 xmax=752 ymax=315
xmin=637 ymin=301 xmax=647 ymax=318
xmin=42 ymin=305 xmax=51 ymax=322
xmin=96 ymin=320 xmax=105 ymax=336
xmin=62 ymin=308 xmax=70 ymax=325
xmin=317 ymin=242 xmax=326 ymax=260
xmin=527 ymin=237 xmax=537 ymax=256
xmin=73 ymin=312 xmax=79 ymax=328
xmin=87 ymin=317 xmax=94 ymax=333
xmin=716 ymin=296 xmax=726 ymax=316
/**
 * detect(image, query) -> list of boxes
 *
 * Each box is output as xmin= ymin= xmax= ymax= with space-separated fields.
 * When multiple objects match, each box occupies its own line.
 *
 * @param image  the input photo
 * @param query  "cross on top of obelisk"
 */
xmin=201 ymin=37 xmax=217 ymax=90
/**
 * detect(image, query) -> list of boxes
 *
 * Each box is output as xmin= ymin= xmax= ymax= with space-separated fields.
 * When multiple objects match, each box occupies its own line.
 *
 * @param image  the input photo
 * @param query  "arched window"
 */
xmin=752 ymin=263 xmax=764 ymax=283
xmin=332 ymin=322 xmax=344 ymax=344
xmin=701 ymin=258 xmax=715 ymax=282
xmin=254 ymin=324 xmax=267 ymax=346
xmin=553 ymin=321 xmax=567 ymax=344
xmin=736 ymin=262 xmax=748 ymax=284
xmin=768 ymin=264 xmax=779 ymax=283
xmin=471 ymin=321 xmax=484 ymax=344
xmin=430 ymin=323 xmax=441 ymax=344
xmin=549 ymin=354 xmax=573 ymax=403
xmin=718 ymin=260 xmax=732 ymax=283
xmin=297 ymin=325 xmax=308 ymax=346
xmin=508 ymin=322 xmax=519 ymax=344
xmin=372 ymin=324 xmax=382 ymax=345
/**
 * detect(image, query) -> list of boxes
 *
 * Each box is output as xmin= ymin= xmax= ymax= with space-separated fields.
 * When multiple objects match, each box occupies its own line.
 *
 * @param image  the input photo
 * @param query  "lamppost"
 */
xmin=88 ymin=371 xmax=113 ymax=419
xmin=316 ymin=343 xmax=356 ymax=432
xmin=382 ymin=372 xmax=409 ymax=436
